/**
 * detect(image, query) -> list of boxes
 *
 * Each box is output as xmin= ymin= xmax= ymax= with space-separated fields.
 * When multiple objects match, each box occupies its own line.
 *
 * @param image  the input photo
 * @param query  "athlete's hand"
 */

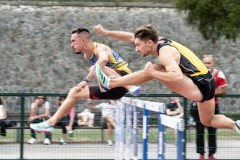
xmin=144 ymin=62 xmax=156 ymax=73
xmin=94 ymin=24 xmax=107 ymax=35
xmin=75 ymin=81 xmax=88 ymax=92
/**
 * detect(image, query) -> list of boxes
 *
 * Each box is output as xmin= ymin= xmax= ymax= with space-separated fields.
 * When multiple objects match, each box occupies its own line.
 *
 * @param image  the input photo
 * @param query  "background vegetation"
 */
xmin=173 ymin=0 xmax=240 ymax=42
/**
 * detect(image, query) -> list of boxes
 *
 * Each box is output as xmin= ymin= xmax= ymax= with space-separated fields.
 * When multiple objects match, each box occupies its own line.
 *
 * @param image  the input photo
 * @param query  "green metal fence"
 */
xmin=0 ymin=93 xmax=240 ymax=160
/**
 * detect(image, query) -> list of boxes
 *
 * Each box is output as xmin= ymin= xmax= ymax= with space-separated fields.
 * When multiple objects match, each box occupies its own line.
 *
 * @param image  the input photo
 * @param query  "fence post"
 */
xmin=20 ymin=96 xmax=25 ymax=160
xmin=183 ymin=97 xmax=188 ymax=160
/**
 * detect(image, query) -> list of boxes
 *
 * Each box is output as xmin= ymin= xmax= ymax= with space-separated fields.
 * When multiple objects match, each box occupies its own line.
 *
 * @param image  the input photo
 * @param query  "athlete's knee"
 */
xmin=200 ymin=118 xmax=212 ymax=127
xmin=68 ymin=87 xmax=79 ymax=98
xmin=68 ymin=87 xmax=75 ymax=94
xmin=175 ymin=73 xmax=184 ymax=83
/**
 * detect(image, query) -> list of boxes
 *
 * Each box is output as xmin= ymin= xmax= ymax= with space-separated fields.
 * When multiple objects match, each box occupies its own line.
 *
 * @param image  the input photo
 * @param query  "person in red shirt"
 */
xmin=190 ymin=55 xmax=227 ymax=160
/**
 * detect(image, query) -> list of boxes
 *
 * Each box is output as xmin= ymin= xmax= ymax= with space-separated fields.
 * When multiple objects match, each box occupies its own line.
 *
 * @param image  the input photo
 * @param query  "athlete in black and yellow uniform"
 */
xmin=94 ymin=24 xmax=240 ymax=135
xmin=157 ymin=38 xmax=215 ymax=102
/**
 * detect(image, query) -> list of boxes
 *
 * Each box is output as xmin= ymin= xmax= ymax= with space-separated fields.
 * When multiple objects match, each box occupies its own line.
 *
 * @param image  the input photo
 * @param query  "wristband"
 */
xmin=83 ymin=78 xmax=90 ymax=83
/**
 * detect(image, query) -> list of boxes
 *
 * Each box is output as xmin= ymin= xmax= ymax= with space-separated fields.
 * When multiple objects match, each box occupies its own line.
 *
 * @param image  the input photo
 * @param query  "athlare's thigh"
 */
xmin=159 ymin=73 xmax=202 ymax=101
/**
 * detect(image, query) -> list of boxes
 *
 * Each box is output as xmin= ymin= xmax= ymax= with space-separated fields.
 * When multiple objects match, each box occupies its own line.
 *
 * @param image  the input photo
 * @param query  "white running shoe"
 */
xmin=235 ymin=120 xmax=240 ymax=134
xmin=28 ymin=138 xmax=36 ymax=144
xmin=129 ymin=86 xmax=142 ymax=96
xmin=95 ymin=64 xmax=110 ymax=91
xmin=30 ymin=121 xmax=54 ymax=133
xmin=44 ymin=138 xmax=51 ymax=145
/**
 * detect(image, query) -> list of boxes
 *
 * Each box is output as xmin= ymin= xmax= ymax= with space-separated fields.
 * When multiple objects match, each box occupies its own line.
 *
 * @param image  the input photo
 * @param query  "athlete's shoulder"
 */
xmin=95 ymin=42 xmax=111 ymax=52
xmin=95 ymin=42 xmax=107 ymax=48
xmin=157 ymin=38 xmax=173 ymax=50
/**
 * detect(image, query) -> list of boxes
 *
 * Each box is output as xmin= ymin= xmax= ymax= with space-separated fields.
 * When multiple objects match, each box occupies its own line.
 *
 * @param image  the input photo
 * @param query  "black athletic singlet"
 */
xmin=157 ymin=38 xmax=215 ymax=102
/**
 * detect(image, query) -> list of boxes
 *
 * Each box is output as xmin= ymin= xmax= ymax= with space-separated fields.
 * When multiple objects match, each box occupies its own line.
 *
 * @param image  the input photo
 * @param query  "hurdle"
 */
xmin=115 ymin=97 xmax=185 ymax=160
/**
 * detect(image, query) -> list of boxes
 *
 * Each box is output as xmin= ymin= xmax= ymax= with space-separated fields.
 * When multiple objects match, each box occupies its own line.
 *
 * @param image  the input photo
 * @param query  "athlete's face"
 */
xmin=71 ymin=33 xmax=85 ymax=54
xmin=203 ymin=56 xmax=215 ymax=72
xmin=134 ymin=38 xmax=152 ymax=57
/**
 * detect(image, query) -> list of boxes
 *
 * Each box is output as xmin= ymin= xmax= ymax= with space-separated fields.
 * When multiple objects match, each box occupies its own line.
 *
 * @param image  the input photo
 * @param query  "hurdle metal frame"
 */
xmin=116 ymin=97 xmax=185 ymax=160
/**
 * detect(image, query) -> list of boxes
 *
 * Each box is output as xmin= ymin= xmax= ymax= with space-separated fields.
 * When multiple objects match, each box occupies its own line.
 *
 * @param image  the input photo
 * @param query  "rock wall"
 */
xmin=0 ymin=1 xmax=239 ymax=112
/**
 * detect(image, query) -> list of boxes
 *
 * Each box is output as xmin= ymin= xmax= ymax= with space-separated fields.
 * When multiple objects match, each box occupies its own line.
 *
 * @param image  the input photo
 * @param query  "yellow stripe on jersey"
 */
xmin=93 ymin=42 xmax=132 ymax=74
xmin=108 ymin=53 xmax=132 ymax=74
xmin=170 ymin=41 xmax=208 ymax=77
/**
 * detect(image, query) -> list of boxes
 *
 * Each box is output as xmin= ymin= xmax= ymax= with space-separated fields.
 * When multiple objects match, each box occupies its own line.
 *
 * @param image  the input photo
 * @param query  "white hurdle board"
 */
xmin=160 ymin=114 xmax=185 ymax=132
xmin=121 ymin=97 xmax=165 ymax=113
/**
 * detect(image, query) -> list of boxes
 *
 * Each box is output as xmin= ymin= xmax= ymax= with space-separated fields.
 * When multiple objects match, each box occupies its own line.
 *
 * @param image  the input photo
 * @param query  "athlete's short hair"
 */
xmin=134 ymin=24 xmax=158 ymax=43
xmin=71 ymin=27 xmax=92 ymax=39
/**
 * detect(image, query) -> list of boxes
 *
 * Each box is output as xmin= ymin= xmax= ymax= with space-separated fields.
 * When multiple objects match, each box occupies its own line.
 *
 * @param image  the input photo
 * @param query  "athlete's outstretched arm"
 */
xmin=94 ymin=24 xmax=134 ymax=43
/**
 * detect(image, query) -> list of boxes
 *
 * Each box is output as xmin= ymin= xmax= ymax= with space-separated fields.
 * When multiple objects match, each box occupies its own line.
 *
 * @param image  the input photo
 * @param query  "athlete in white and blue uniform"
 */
xmin=84 ymin=41 xmax=132 ymax=99
xmin=29 ymin=27 xmax=141 ymax=133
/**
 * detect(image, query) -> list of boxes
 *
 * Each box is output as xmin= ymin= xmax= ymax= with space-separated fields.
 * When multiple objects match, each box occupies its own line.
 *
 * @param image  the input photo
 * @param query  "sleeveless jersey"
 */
xmin=86 ymin=42 xmax=131 ymax=74
xmin=157 ymin=39 xmax=213 ymax=84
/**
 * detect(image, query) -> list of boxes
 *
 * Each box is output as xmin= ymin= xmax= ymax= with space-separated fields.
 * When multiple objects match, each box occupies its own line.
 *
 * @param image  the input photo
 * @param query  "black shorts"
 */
xmin=193 ymin=72 xmax=215 ymax=102
xmin=89 ymin=70 xmax=128 ymax=100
